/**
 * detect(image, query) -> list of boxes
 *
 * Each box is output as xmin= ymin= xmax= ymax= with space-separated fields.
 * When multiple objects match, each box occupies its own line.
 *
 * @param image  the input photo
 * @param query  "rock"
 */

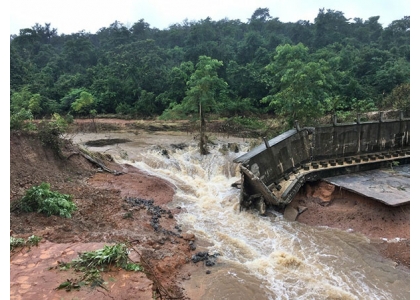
xmin=192 ymin=252 xmax=208 ymax=263
xmin=170 ymin=143 xmax=187 ymax=150
xmin=161 ymin=149 xmax=169 ymax=158
xmin=205 ymin=258 xmax=216 ymax=266
xmin=231 ymin=180 xmax=242 ymax=189
xmin=191 ymin=252 xmax=219 ymax=266
xmin=256 ymin=198 xmax=266 ymax=215
xmin=297 ymin=206 xmax=308 ymax=214
xmin=228 ymin=143 xmax=239 ymax=153
xmin=284 ymin=205 xmax=299 ymax=221
xmin=181 ymin=233 xmax=195 ymax=241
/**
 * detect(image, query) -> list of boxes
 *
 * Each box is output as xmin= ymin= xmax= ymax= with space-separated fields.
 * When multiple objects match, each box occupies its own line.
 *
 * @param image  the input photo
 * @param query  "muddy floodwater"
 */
xmin=72 ymin=130 xmax=410 ymax=300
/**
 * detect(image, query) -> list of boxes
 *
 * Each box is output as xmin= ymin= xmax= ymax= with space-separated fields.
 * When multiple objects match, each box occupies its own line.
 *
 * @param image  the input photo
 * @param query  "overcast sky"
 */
xmin=10 ymin=0 xmax=410 ymax=35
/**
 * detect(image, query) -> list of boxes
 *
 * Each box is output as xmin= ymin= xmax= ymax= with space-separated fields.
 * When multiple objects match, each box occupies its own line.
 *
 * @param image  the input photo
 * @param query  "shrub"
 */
xmin=37 ymin=113 xmax=69 ymax=157
xmin=10 ymin=237 xmax=25 ymax=251
xmin=10 ymin=235 xmax=42 ymax=252
xmin=10 ymin=108 xmax=36 ymax=131
xmin=73 ymin=243 xmax=141 ymax=271
xmin=56 ymin=243 xmax=143 ymax=291
xmin=18 ymin=182 xmax=77 ymax=218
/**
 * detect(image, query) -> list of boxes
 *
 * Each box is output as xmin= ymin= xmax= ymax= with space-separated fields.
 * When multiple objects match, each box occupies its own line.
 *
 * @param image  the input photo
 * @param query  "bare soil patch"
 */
xmin=10 ymin=130 xmax=193 ymax=299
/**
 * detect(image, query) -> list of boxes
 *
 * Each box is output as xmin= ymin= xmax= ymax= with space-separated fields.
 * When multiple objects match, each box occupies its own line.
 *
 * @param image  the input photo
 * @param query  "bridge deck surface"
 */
xmin=323 ymin=165 xmax=410 ymax=206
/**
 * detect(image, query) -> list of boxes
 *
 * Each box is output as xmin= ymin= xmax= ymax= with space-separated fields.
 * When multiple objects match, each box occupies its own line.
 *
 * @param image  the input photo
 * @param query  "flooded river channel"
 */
xmin=72 ymin=131 xmax=410 ymax=300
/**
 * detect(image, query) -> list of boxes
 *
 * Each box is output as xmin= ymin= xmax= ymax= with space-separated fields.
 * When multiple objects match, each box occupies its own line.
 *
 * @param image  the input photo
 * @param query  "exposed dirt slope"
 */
xmin=10 ymin=131 xmax=194 ymax=299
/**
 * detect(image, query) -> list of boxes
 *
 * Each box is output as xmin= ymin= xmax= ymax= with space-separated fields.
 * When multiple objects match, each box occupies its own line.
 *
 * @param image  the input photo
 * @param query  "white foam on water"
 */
xmin=116 ymin=144 xmax=409 ymax=300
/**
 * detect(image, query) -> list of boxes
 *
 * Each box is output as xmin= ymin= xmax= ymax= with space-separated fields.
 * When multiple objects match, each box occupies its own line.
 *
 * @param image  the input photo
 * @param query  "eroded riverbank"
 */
xmin=71 ymin=128 xmax=409 ymax=299
xmin=10 ymin=119 xmax=410 ymax=299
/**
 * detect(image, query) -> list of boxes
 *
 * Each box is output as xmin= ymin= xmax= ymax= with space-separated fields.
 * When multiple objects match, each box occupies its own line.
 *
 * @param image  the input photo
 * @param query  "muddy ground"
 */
xmin=10 ymin=119 xmax=410 ymax=299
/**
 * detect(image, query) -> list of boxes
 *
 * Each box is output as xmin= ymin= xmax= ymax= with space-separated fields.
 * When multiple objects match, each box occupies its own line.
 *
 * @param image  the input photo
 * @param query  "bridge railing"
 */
xmin=233 ymin=111 xmax=410 ymax=211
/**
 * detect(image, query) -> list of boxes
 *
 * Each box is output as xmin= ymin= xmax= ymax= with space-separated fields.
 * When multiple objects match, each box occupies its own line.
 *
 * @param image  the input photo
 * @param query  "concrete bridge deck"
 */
xmin=272 ymin=152 xmax=410 ymax=207
xmin=323 ymin=164 xmax=410 ymax=206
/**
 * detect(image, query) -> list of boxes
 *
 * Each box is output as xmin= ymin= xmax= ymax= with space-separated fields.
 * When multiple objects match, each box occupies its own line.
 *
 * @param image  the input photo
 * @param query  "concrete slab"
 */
xmin=323 ymin=165 xmax=410 ymax=206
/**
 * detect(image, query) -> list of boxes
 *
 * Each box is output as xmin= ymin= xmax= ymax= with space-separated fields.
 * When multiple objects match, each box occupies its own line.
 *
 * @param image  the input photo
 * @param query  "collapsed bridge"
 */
xmin=233 ymin=112 xmax=410 ymax=215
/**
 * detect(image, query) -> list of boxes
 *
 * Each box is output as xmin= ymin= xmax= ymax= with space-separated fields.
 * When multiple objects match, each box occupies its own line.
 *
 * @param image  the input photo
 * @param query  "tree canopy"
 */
xmin=10 ymin=8 xmax=410 ymax=129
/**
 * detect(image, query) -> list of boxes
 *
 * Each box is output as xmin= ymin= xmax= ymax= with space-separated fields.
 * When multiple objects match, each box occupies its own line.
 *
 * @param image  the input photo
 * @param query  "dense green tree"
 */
xmin=313 ymin=9 xmax=351 ymax=49
xmin=225 ymin=61 xmax=268 ymax=112
xmin=133 ymin=90 xmax=157 ymax=117
xmin=60 ymin=88 xmax=86 ymax=112
xmin=11 ymin=28 xmax=41 ymax=60
xmin=284 ymin=20 xmax=313 ymax=45
xmin=10 ymin=7 xmax=410 ymax=126
xmin=31 ymin=23 xmax=58 ymax=44
xmin=374 ymin=58 xmax=410 ymax=96
xmin=381 ymin=16 xmax=410 ymax=60
xmin=262 ymin=44 xmax=338 ymax=126
xmin=130 ymin=19 xmax=152 ymax=40
xmin=166 ymin=61 xmax=194 ymax=105
xmin=62 ymin=32 xmax=96 ymax=73
xmin=10 ymin=86 xmax=50 ymax=121
xmin=89 ymin=65 xmax=122 ymax=113
xmin=184 ymin=18 xmax=222 ymax=63
xmin=71 ymin=90 xmax=97 ymax=130
xmin=10 ymin=46 xmax=31 ymax=90
xmin=28 ymin=93 xmax=42 ymax=117
xmin=383 ymin=83 xmax=410 ymax=114
xmin=11 ymin=86 xmax=33 ymax=113
xmin=96 ymin=21 xmax=131 ymax=50
xmin=71 ymin=91 xmax=95 ymax=115
xmin=90 ymin=39 xmax=168 ymax=114
xmin=237 ymin=31 xmax=265 ymax=64
xmin=156 ymin=22 xmax=189 ymax=49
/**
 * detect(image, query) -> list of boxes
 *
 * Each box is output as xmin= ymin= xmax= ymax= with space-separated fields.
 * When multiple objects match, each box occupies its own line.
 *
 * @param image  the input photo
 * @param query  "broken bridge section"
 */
xmin=234 ymin=112 xmax=410 ymax=214
xmin=322 ymin=165 xmax=409 ymax=206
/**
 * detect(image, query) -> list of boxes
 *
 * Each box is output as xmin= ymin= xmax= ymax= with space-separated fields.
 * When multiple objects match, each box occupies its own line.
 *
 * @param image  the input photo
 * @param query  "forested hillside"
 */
xmin=10 ymin=7 xmax=410 ymax=128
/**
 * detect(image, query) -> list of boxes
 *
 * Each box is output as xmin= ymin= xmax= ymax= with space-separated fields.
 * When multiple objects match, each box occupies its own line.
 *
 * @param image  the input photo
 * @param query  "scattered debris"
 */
xmin=191 ymin=251 xmax=220 ymax=267
xmin=125 ymin=197 xmax=180 ymax=237
xmin=85 ymin=138 xmax=131 ymax=147
xmin=284 ymin=205 xmax=308 ymax=221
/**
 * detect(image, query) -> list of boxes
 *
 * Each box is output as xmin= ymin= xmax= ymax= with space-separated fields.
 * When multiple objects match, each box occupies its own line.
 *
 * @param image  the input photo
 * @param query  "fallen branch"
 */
xmin=66 ymin=152 xmax=80 ymax=159
xmin=79 ymin=150 xmax=123 ymax=175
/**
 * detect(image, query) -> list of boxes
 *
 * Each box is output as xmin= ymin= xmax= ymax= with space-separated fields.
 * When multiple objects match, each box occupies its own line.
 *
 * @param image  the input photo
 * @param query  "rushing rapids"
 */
xmin=111 ymin=142 xmax=409 ymax=300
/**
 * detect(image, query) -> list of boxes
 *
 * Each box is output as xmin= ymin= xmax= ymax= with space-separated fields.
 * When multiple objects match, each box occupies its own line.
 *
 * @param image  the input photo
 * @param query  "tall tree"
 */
xmin=313 ymin=9 xmax=351 ymax=49
xmin=71 ymin=91 xmax=97 ymax=131
xmin=183 ymin=56 xmax=228 ymax=154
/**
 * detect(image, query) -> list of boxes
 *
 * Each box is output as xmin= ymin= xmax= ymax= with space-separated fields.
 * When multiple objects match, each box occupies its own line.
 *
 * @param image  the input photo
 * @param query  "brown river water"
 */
xmin=71 ymin=130 xmax=410 ymax=300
